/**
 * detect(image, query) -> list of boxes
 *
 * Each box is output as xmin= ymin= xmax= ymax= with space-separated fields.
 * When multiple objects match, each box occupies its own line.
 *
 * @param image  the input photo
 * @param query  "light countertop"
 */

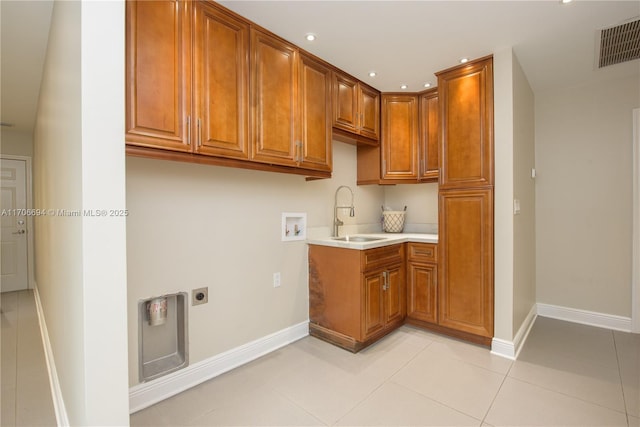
xmin=307 ymin=232 xmax=438 ymax=250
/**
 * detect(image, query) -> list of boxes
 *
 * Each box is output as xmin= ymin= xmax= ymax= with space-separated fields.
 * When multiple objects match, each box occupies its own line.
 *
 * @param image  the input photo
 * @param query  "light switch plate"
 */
xmin=273 ymin=272 xmax=281 ymax=288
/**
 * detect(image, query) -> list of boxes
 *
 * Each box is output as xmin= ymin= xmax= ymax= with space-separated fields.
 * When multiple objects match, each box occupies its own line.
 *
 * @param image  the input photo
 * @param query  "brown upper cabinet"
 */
xmin=250 ymin=28 xmax=300 ymax=167
xmin=193 ymin=1 xmax=250 ymax=159
xmin=437 ymin=57 xmax=494 ymax=189
xmin=251 ymin=29 xmax=332 ymax=172
xmin=126 ymin=0 xmax=192 ymax=152
xmin=126 ymin=0 xmax=249 ymax=159
xmin=332 ymin=72 xmax=380 ymax=143
xmin=419 ymin=89 xmax=439 ymax=181
xmin=381 ymin=94 xmax=419 ymax=181
xmin=298 ymin=53 xmax=333 ymax=172
xmin=358 ymin=88 xmax=439 ymax=185
xmin=126 ymin=0 xmax=331 ymax=177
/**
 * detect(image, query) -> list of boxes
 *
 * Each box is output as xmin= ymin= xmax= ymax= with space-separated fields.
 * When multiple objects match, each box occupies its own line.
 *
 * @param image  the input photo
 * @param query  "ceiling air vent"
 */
xmin=597 ymin=18 xmax=640 ymax=68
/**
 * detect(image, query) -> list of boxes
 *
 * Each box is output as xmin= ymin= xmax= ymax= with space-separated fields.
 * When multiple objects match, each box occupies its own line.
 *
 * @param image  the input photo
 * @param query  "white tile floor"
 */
xmin=132 ymin=317 xmax=640 ymax=427
xmin=1 ymin=290 xmax=56 ymax=427
xmin=3 ymin=291 xmax=639 ymax=427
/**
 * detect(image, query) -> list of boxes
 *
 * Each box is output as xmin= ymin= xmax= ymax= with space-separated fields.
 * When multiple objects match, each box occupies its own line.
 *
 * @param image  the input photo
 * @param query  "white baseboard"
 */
xmin=491 ymin=303 xmax=537 ymax=360
xmin=129 ymin=321 xmax=309 ymax=413
xmin=34 ymin=286 xmax=70 ymax=426
xmin=537 ymin=303 xmax=632 ymax=332
xmin=490 ymin=338 xmax=515 ymax=360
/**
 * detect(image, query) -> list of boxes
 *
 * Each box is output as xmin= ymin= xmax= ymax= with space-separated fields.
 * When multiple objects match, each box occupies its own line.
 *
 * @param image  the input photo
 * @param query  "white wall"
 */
xmin=493 ymin=48 xmax=515 ymax=341
xmin=383 ymin=183 xmax=438 ymax=232
xmin=536 ymin=74 xmax=639 ymax=317
xmin=1 ymin=129 xmax=33 ymax=157
xmin=492 ymin=48 xmax=537 ymax=343
xmin=34 ymin=2 xmax=84 ymax=422
xmin=33 ymin=1 xmax=129 ymax=425
xmin=126 ymin=142 xmax=384 ymax=384
xmin=511 ymin=55 xmax=536 ymax=332
xmin=79 ymin=1 xmax=129 ymax=424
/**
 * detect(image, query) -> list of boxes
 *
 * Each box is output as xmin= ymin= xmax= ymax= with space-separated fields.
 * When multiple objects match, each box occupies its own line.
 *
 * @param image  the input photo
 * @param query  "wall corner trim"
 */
xmin=537 ymin=303 xmax=632 ymax=332
xmin=632 ymin=108 xmax=640 ymax=333
xmin=34 ymin=285 xmax=70 ymax=426
xmin=129 ymin=321 xmax=309 ymax=414
xmin=491 ymin=303 xmax=537 ymax=360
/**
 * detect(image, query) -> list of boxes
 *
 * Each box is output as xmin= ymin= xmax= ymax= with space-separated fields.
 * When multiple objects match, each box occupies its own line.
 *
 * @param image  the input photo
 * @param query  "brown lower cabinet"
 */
xmin=308 ymin=244 xmax=405 ymax=352
xmin=309 ymin=237 xmax=493 ymax=351
xmin=406 ymin=242 xmax=438 ymax=324
xmin=437 ymin=188 xmax=494 ymax=343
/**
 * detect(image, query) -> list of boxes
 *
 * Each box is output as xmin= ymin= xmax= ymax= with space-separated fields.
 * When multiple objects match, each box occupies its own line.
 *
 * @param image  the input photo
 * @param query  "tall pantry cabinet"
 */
xmin=436 ymin=56 xmax=494 ymax=345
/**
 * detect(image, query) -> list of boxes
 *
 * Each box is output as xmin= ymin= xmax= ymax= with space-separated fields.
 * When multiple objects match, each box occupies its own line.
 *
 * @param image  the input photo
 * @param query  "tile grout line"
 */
xmin=382 ymin=340 xmax=487 ymax=425
xmin=330 ymin=340 xmax=437 ymax=426
xmin=611 ymin=330 xmax=631 ymax=427
xmin=387 ymin=380 xmax=485 ymax=425
xmin=479 ymin=356 xmax=514 ymax=425
xmin=271 ymin=385 xmax=330 ymax=427
xmin=422 ymin=337 xmax=516 ymax=377
xmin=505 ymin=375 xmax=630 ymax=416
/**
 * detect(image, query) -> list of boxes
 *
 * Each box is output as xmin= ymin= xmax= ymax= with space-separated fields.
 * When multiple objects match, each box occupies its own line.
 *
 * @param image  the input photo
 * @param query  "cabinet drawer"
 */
xmin=407 ymin=242 xmax=437 ymax=263
xmin=362 ymin=244 xmax=403 ymax=271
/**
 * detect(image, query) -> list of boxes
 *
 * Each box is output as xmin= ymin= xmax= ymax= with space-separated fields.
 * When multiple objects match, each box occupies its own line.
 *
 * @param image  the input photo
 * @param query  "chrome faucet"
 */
xmin=333 ymin=185 xmax=355 ymax=237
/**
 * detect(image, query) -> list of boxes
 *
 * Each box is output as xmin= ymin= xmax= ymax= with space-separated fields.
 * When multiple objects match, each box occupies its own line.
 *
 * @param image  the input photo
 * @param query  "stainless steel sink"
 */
xmin=332 ymin=236 xmax=386 ymax=242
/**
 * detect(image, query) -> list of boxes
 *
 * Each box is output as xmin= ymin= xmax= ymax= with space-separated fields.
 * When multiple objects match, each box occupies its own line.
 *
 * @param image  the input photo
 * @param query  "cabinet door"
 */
xmin=359 ymin=85 xmax=380 ymax=141
xmin=381 ymin=95 xmax=418 ymax=181
xmin=419 ymin=89 xmax=439 ymax=181
xmin=384 ymin=264 xmax=406 ymax=326
xmin=407 ymin=262 xmax=437 ymax=324
xmin=332 ymin=72 xmax=358 ymax=134
xmin=126 ymin=0 xmax=191 ymax=151
xmin=437 ymin=57 xmax=493 ymax=189
xmin=363 ymin=271 xmax=385 ymax=339
xmin=438 ymin=188 xmax=493 ymax=338
xmin=251 ymin=29 xmax=298 ymax=166
xmin=193 ymin=2 xmax=249 ymax=159
xmin=299 ymin=54 xmax=332 ymax=172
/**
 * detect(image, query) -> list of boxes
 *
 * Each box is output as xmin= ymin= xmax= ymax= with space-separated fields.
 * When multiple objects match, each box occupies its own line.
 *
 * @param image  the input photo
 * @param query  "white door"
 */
xmin=1 ymin=158 xmax=28 ymax=292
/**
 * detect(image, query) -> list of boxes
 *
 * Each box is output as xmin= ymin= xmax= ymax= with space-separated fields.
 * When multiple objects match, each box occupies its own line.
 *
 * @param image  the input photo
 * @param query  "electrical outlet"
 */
xmin=273 ymin=272 xmax=281 ymax=288
xmin=192 ymin=287 xmax=208 ymax=306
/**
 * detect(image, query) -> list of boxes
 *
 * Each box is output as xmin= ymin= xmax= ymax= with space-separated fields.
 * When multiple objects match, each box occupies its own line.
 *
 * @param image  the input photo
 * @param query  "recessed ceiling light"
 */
xmin=560 ymin=0 xmax=572 ymax=3
xmin=368 ymin=71 xmax=377 ymax=77
xmin=460 ymin=58 xmax=469 ymax=64
xmin=400 ymin=84 xmax=408 ymax=90
xmin=305 ymin=33 xmax=316 ymax=41
xmin=423 ymin=83 xmax=432 ymax=88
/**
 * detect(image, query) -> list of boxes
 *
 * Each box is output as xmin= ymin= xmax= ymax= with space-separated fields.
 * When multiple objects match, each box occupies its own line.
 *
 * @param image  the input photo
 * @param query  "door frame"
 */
xmin=633 ymin=109 xmax=640 ymax=333
xmin=1 ymin=155 xmax=35 ymax=290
